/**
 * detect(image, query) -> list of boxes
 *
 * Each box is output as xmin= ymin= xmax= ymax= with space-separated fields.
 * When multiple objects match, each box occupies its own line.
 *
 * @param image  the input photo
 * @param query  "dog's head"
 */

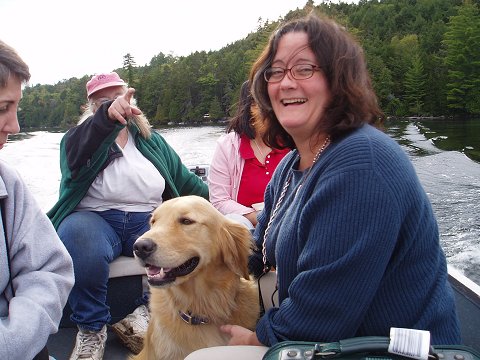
xmin=133 ymin=195 xmax=254 ymax=288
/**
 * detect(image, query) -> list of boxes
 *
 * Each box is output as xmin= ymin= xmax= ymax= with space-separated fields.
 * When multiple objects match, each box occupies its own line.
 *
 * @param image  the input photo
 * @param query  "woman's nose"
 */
xmin=4 ymin=110 xmax=20 ymax=134
xmin=279 ymin=71 xmax=297 ymax=89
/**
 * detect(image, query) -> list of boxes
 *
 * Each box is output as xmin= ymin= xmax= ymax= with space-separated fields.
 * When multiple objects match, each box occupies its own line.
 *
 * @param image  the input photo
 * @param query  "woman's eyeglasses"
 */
xmin=264 ymin=64 xmax=321 ymax=83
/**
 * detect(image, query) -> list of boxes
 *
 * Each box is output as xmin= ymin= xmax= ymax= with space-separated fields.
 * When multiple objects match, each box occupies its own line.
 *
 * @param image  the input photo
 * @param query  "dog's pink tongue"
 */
xmin=146 ymin=265 xmax=171 ymax=279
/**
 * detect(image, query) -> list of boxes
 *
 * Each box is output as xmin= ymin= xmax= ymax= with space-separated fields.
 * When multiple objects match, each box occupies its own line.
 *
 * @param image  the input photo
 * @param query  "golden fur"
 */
xmin=131 ymin=196 xmax=259 ymax=360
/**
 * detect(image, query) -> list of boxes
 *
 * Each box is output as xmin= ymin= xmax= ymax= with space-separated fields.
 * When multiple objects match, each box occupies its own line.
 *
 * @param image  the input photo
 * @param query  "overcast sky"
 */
xmin=1 ymin=0 xmax=353 ymax=86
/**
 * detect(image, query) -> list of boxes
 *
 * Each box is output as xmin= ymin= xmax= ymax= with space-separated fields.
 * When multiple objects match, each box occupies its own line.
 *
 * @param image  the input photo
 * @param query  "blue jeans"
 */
xmin=57 ymin=210 xmax=151 ymax=331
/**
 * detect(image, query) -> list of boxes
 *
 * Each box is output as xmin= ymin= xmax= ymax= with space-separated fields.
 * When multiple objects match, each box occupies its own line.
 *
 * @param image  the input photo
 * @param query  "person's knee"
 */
xmin=59 ymin=213 xmax=104 ymax=245
xmin=58 ymin=212 xmax=113 ymax=264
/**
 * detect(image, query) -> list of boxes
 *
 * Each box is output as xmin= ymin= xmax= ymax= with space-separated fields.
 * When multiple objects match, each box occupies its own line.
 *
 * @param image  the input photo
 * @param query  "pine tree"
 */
xmin=123 ymin=53 xmax=137 ymax=86
xmin=404 ymin=54 xmax=427 ymax=115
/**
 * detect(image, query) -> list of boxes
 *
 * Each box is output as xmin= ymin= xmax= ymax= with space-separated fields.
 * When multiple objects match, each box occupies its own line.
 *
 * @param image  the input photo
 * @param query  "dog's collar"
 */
xmin=179 ymin=310 xmax=209 ymax=325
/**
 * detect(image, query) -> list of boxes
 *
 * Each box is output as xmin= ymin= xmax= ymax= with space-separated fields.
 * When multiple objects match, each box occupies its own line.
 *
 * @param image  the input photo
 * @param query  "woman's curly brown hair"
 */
xmin=249 ymin=12 xmax=384 ymax=150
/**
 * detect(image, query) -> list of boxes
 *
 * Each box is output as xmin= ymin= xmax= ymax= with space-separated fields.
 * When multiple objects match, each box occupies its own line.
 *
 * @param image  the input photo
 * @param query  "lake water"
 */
xmin=0 ymin=119 xmax=479 ymax=286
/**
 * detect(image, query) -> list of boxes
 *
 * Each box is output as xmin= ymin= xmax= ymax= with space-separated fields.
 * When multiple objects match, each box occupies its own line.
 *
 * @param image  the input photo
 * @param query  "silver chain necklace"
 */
xmin=253 ymin=138 xmax=269 ymax=165
xmin=261 ymin=135 xmax=331 ymax=272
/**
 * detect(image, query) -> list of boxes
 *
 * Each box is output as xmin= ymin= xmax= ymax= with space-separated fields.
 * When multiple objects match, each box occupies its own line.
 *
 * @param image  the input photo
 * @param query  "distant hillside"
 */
xmin=18 ymin=0 xmax=480 ymax=129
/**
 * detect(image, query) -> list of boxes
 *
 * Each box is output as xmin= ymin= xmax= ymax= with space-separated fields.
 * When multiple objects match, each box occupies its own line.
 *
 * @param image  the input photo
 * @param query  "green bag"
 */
xmin=262 ymin=336 xmax=480 ymax=360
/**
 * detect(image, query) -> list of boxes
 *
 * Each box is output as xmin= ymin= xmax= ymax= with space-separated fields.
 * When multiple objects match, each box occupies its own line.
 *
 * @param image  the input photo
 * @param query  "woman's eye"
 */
xmin=297 ymin=67 xmax=311 ymax=74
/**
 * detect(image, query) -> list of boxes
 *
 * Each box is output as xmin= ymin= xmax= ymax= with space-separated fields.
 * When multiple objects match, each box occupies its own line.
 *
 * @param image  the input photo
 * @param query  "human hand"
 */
xmin=244 ymin=210 xmax=259 ymax=227
xmin=220 ymin=324 xmax=263 ymax=346
xmin=107 ymin=88 xmax=142 ymax=125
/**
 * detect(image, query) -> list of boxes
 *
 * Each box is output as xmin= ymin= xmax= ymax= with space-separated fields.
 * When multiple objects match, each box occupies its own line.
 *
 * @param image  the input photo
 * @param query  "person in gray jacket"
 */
xmin=0 ymin=39 xmax=75 ymax=360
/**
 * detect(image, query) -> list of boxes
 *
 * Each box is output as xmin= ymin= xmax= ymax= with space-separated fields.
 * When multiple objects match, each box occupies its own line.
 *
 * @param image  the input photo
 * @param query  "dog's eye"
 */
xmin=179 ymin=217 xmax=194 ymax=225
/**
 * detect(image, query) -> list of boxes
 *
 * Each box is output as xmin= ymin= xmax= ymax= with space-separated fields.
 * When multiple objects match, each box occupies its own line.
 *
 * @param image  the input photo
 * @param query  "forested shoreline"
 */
xmin=18 ymin=0 xmax=480 ymax=129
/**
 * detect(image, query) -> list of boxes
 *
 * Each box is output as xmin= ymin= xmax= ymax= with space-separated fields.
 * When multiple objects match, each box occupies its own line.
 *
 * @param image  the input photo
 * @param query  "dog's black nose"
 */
xmin=133 ymin=238 xmax=157 ymax=259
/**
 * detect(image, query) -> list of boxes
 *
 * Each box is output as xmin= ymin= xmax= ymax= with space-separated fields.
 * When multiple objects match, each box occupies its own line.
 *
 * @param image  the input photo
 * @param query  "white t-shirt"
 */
xmin=77 ymin=132 xmax=165 ymax=212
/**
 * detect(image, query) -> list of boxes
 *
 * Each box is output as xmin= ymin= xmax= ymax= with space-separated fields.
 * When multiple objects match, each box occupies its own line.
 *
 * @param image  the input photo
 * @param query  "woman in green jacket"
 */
xmin=47 ymin=72 xmax=208 ymax=360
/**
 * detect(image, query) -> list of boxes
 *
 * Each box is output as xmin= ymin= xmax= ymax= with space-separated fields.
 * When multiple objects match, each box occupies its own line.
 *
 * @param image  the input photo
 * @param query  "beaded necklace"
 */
xmin=261 ymin=135 xmax=331 ymax=272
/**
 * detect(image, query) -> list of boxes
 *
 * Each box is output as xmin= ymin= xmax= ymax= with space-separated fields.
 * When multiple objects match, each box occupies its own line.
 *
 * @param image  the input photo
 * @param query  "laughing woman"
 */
xmin=219 ymin=11 xmax=461 ymax=350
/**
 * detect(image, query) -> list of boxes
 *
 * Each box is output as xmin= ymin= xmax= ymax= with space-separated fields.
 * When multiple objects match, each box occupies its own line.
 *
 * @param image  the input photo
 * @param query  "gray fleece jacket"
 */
xmin=0 ymin=160 xmax=74 ymax=360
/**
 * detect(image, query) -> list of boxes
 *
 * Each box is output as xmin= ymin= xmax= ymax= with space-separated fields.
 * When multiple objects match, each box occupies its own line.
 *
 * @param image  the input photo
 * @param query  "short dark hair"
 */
xmin=0 ymin=39 xmax=31 ymax=87
xmin=250 ymin=12 xmax=384 ymax=149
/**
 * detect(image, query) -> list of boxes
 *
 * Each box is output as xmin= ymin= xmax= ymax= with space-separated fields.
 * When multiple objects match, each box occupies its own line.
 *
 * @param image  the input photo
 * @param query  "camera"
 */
xmin=279 ymin=348 xmax=314 ymax=360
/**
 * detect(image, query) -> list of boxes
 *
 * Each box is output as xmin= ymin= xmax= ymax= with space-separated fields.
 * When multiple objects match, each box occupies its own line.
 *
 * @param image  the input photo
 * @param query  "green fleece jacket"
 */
xmin=47 ymin=102 xmax=209 ymax=229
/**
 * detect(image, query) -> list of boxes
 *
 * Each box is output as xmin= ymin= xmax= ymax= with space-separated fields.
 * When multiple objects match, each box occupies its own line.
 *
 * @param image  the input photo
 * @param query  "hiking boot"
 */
xmin=69 ymin=325 xmax=107 ymax=360
xmin=110 ymin=304 xmax=149 ymax=354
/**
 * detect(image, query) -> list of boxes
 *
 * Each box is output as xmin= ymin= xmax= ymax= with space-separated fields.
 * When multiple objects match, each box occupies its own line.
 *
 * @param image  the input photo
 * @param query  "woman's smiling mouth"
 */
xmin=281 ymin=98 xmax=307 ymax=105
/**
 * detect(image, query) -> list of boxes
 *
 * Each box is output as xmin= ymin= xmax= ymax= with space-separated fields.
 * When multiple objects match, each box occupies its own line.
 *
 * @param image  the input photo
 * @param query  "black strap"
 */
xmin=257 ymin=270 xmax=279 ymax=317
xmin=1 ymin=199 xmax=14 ymax=298
xmin=257 ymin=272 xmax=267 ymax=317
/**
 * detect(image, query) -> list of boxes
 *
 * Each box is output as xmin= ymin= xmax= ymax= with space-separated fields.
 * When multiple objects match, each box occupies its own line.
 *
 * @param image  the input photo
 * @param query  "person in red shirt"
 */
xmin=208 ymin=80 xmax=290 ymax=228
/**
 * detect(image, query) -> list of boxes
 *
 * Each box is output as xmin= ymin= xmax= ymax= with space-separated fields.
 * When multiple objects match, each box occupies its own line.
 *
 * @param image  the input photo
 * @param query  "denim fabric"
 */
xmin=57 ymin=210 xmax=151 ymax=331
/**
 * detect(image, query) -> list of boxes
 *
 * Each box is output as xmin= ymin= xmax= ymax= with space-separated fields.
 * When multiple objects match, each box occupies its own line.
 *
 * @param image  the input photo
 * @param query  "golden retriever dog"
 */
xmin=131 ymin=195 xmax=259 ymax=360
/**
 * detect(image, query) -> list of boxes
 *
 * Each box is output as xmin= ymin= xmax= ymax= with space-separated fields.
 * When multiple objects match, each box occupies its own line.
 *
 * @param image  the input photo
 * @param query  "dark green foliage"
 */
xmin=18 ymin=0 xmax=480 ymax=129
xmin=443 ymin=1 xmax=480 ymax=114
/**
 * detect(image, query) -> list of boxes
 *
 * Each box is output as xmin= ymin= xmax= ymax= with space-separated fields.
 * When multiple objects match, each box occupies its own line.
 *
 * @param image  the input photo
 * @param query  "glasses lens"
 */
xmin=292 ymin=64 xmax=314 ymax=80
xmin=265 ymin=68 xmax=285 ymax=83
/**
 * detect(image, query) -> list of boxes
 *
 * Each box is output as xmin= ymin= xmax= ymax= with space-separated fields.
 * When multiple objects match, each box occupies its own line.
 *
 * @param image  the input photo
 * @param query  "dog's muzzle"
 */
xmin=133 ymin=238 xmax=157 ymax=260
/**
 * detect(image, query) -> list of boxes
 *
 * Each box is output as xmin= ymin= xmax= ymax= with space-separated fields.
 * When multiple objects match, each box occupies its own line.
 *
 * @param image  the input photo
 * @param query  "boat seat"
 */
xmin=109 ymin=255 xmax=145 ymax=278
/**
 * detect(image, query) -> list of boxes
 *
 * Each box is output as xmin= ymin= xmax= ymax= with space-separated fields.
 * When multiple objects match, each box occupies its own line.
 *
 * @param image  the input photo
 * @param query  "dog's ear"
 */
xmin=219 ymin=221 xmax=253 ymax=280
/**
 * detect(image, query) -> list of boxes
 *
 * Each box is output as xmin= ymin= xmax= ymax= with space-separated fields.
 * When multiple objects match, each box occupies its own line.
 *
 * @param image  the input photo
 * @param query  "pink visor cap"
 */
xmin=86 ymin=72 xmax=127 ymax=98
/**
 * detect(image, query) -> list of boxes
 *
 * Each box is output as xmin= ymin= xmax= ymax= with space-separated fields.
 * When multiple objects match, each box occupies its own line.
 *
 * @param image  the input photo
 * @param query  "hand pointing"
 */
xmin=107 ymin=88 xmax=142 ymax=125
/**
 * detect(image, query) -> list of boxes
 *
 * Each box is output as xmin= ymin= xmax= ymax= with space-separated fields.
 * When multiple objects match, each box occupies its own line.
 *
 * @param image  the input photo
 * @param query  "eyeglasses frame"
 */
xmin=263 ymin=64 xmax=321 ymax=83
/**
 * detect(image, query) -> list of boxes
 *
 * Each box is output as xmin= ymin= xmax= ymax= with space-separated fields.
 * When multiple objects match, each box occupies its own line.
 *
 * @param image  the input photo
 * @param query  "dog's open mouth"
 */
xmin=145 ymin=257 xmax=200 ymax=287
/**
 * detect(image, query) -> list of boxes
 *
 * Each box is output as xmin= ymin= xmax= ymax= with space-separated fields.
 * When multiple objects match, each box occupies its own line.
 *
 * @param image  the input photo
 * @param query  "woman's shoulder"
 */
xmin=0 ymin=160 xmax=22 ymax=186
xmin=217 ymin=131 xmax=239 ymax=144
xmin=213 ymin=132 xmax=241 ymax=154
xmin=147 ymin=130 xmax=170 ymax=146
xmin=339 ymin=124 xmax=388 ymax=143
xmin=335 ymin=125 xmax=406 ymax=159
xmin=328 ymin=125 xmax=416 ymax=180
xmin=0 ymin=160 xmax=32 ymax=205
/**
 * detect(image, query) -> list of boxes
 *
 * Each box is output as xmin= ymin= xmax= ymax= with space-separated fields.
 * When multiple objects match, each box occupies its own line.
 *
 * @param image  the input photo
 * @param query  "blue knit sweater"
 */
xmin=250 ymin=125 xmax=461 ymax=346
